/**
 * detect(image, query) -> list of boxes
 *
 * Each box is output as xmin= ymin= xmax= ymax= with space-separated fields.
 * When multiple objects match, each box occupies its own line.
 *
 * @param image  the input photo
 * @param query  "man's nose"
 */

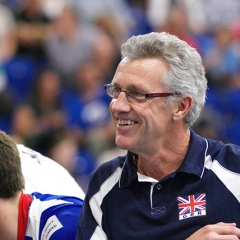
xmin=111 ymin=92 xmax=131 ymax=112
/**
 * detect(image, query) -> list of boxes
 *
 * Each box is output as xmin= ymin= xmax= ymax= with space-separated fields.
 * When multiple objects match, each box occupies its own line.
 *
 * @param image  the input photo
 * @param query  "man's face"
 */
xmin=109 ymin=57 xmax=177 ymax=155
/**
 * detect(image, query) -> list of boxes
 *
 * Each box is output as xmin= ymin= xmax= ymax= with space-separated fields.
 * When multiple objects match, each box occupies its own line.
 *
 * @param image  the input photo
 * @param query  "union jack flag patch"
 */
xmin=177 ymin=193 xmax=206 ymax=220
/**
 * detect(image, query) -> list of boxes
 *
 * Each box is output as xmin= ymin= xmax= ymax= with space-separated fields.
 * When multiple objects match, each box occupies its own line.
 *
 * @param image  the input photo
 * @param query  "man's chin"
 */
xmin=116 ymin=143 xmax=128 ymax=150
xmin=115 ymin=138 xmax=131 ymax=150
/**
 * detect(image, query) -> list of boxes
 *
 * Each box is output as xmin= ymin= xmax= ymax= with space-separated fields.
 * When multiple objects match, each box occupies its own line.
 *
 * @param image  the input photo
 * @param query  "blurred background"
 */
xmin=0 ymin=0 xmax=240 ymax=191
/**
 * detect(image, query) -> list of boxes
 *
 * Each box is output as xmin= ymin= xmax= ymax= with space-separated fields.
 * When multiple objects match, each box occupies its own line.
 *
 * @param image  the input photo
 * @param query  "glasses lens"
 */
xmin=106 ymin=85 xmax=120 ymax=98
xmin=107 ymin=85 xmax=114 ymax=97
xmin=128 ymin=90 xmax=146 ymax=102
xmin=105 ymin=85 xmax=146 ymax=102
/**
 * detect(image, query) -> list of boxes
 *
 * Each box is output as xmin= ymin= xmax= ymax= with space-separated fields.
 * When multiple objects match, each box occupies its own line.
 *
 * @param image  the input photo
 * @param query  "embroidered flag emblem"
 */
xmin=177 ymin=193 xmax=206 ymax=220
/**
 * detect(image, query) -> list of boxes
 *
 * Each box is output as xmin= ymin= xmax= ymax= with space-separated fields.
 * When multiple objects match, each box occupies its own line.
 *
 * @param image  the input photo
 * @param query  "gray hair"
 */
xmin=121 ymin=32 xmax=207 ymax=128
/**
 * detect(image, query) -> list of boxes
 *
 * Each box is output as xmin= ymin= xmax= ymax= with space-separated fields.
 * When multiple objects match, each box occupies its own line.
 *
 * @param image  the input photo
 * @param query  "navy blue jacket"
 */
xmin=76 ymin=130 xmax=240 ymax=240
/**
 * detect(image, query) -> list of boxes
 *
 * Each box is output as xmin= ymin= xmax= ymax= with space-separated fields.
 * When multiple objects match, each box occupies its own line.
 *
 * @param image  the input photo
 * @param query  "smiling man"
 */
xmin=76 ymin=32 xmax=240 ymax=240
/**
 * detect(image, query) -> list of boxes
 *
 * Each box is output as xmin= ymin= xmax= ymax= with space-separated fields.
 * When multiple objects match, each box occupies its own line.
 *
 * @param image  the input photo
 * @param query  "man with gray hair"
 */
xmin=76 ymin=32 xmax=240 ymax=239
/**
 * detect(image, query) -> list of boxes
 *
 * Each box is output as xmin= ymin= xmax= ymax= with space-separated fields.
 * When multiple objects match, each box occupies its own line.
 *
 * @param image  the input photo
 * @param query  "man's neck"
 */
xmin=0 ymin=191 xmax=21 ymax=240
xmin=136 ymin=129 xmax=191 ymax=180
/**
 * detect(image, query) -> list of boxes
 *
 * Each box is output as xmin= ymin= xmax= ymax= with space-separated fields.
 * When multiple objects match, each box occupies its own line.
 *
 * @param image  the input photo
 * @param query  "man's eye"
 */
xmin=114 ymin=87 xmax=121 ymax=93
xmin=130 ymin=91 xmax=145 ymax=97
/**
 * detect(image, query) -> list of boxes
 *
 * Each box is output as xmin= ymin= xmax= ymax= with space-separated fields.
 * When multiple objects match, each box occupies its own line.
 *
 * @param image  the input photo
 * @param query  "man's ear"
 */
xmin=173 ymin=95 xmax=193 ymax=121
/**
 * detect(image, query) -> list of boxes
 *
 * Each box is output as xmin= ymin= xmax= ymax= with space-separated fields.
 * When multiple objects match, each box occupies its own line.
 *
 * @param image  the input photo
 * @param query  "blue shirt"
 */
xmin=77 ymin=130 xmax=240 ymax=240
xmin=25 ymin=192 xmax=83 ymax=240
xmin=62 ymin=89 xmax=110 ymax=130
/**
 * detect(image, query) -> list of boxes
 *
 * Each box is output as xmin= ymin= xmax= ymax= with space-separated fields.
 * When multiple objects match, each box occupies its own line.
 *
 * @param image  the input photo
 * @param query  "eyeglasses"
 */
xmin=104 ymin=84 xmax=174 ymax=103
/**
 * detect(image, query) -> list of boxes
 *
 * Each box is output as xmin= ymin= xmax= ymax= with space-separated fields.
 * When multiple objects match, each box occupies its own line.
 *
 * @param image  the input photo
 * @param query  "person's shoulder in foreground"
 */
xmin=24 ymin=192 xmax=83 ymax=240
xmin=76 ymin=31 xmax=240 ymax=240
xmin=0 ymin=130 xmax=83 ymax=240
xmin=18 ymin=144 xmax=85 ymax=199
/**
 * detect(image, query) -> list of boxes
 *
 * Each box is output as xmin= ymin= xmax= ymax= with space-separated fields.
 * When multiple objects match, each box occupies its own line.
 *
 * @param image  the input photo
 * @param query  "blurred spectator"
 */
xmin=204 ymin=87 xmax=240 ymax=145
xmin=71 ymin=0 xmax=133 ymax=41
xmin=94 ymin=14 xmax=130 ymax=50
xmin=45 ymin=129 xmax=96 ymax=192
xmin=0 ymin=67 xmax=13 ymax=132
xmin=46 ymin=131 xmax=79 ymax=177
xmin=0 ymin=3 xmax=18 ymax=62
xmin=0 ymin=4 xmax=18 ymax=131
xmin=126 ymin=0 xmax=153 ymax=36
xmin=10 ymin=103 xmax=37 ymax=145
xmin=204 ymin=0 xmax=240 ymax=32
xmin=3 ymin=56 xmax=39 ymax=102
xmin=147 ymin=0 xmax=207 ymax=35
xmin=14 ymin=0 xmax=52 ymax=62
xmin=192 ymin=105 xmax=222 ymax=141
xmin=148 ymin=0 xmax=240 ymax=35
xmin=90 ymin=32 xmax=120 ymax=83
xmin=0 ymin=0 xmax=22 ymax=12
xmin=39 ymin=0 xmax=66 ymax=20
xmin=43 ymin=6 xmax=104 ymax=88
xmin=158 ymin=5 xmax=200 ymax=50
xmin=12 ymin=67 xmax=69 ymax=155
xmin=62 ymin=61 xmax=115 ymax=157
xmin=231 ymin=19 xmax=240 ymax=66
xmin=10 ymin=96 xmax=62 ymax=154
xmin=0 ymin=87 xmax=13 ymax=132
xmin=202 ymin=27 xmax=239 ymax=89
xmin=28 ymin=67 xmax=66 ymax=134
xmin=0 ymin=2 xmax=40 ymax=103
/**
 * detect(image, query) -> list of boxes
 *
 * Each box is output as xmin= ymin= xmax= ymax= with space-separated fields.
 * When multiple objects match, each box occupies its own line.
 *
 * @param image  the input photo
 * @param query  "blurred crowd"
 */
xmin=0 ymin=0 xmax=240 ymax=191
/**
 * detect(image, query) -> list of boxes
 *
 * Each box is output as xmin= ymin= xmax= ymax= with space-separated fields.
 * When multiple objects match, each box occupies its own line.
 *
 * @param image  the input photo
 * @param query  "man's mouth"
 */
xmin=117 ymin=119 xmax=135 ymax=126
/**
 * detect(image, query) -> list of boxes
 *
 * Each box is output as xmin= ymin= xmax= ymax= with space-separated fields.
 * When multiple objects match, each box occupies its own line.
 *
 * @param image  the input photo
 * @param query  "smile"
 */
xmin=117 ymin=119 xmax=135 ymax=126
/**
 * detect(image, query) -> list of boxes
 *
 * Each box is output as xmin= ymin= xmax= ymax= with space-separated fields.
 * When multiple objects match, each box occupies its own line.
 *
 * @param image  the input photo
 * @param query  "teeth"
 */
xmin=117 ymin=120 xmax=135 ymax=126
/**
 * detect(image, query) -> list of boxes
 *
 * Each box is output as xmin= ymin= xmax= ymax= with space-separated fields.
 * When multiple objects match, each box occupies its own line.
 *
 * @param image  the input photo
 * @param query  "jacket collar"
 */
xmin=119 ymin=129 xmax=207 ymax=188
xmin=176 ymin=129 xmax=207 ymax=178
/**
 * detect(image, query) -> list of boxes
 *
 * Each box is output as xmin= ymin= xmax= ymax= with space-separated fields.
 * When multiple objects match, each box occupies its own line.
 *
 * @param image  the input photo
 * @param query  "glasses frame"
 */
xmin=104 ymin=84 xmax=174 ymax=103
